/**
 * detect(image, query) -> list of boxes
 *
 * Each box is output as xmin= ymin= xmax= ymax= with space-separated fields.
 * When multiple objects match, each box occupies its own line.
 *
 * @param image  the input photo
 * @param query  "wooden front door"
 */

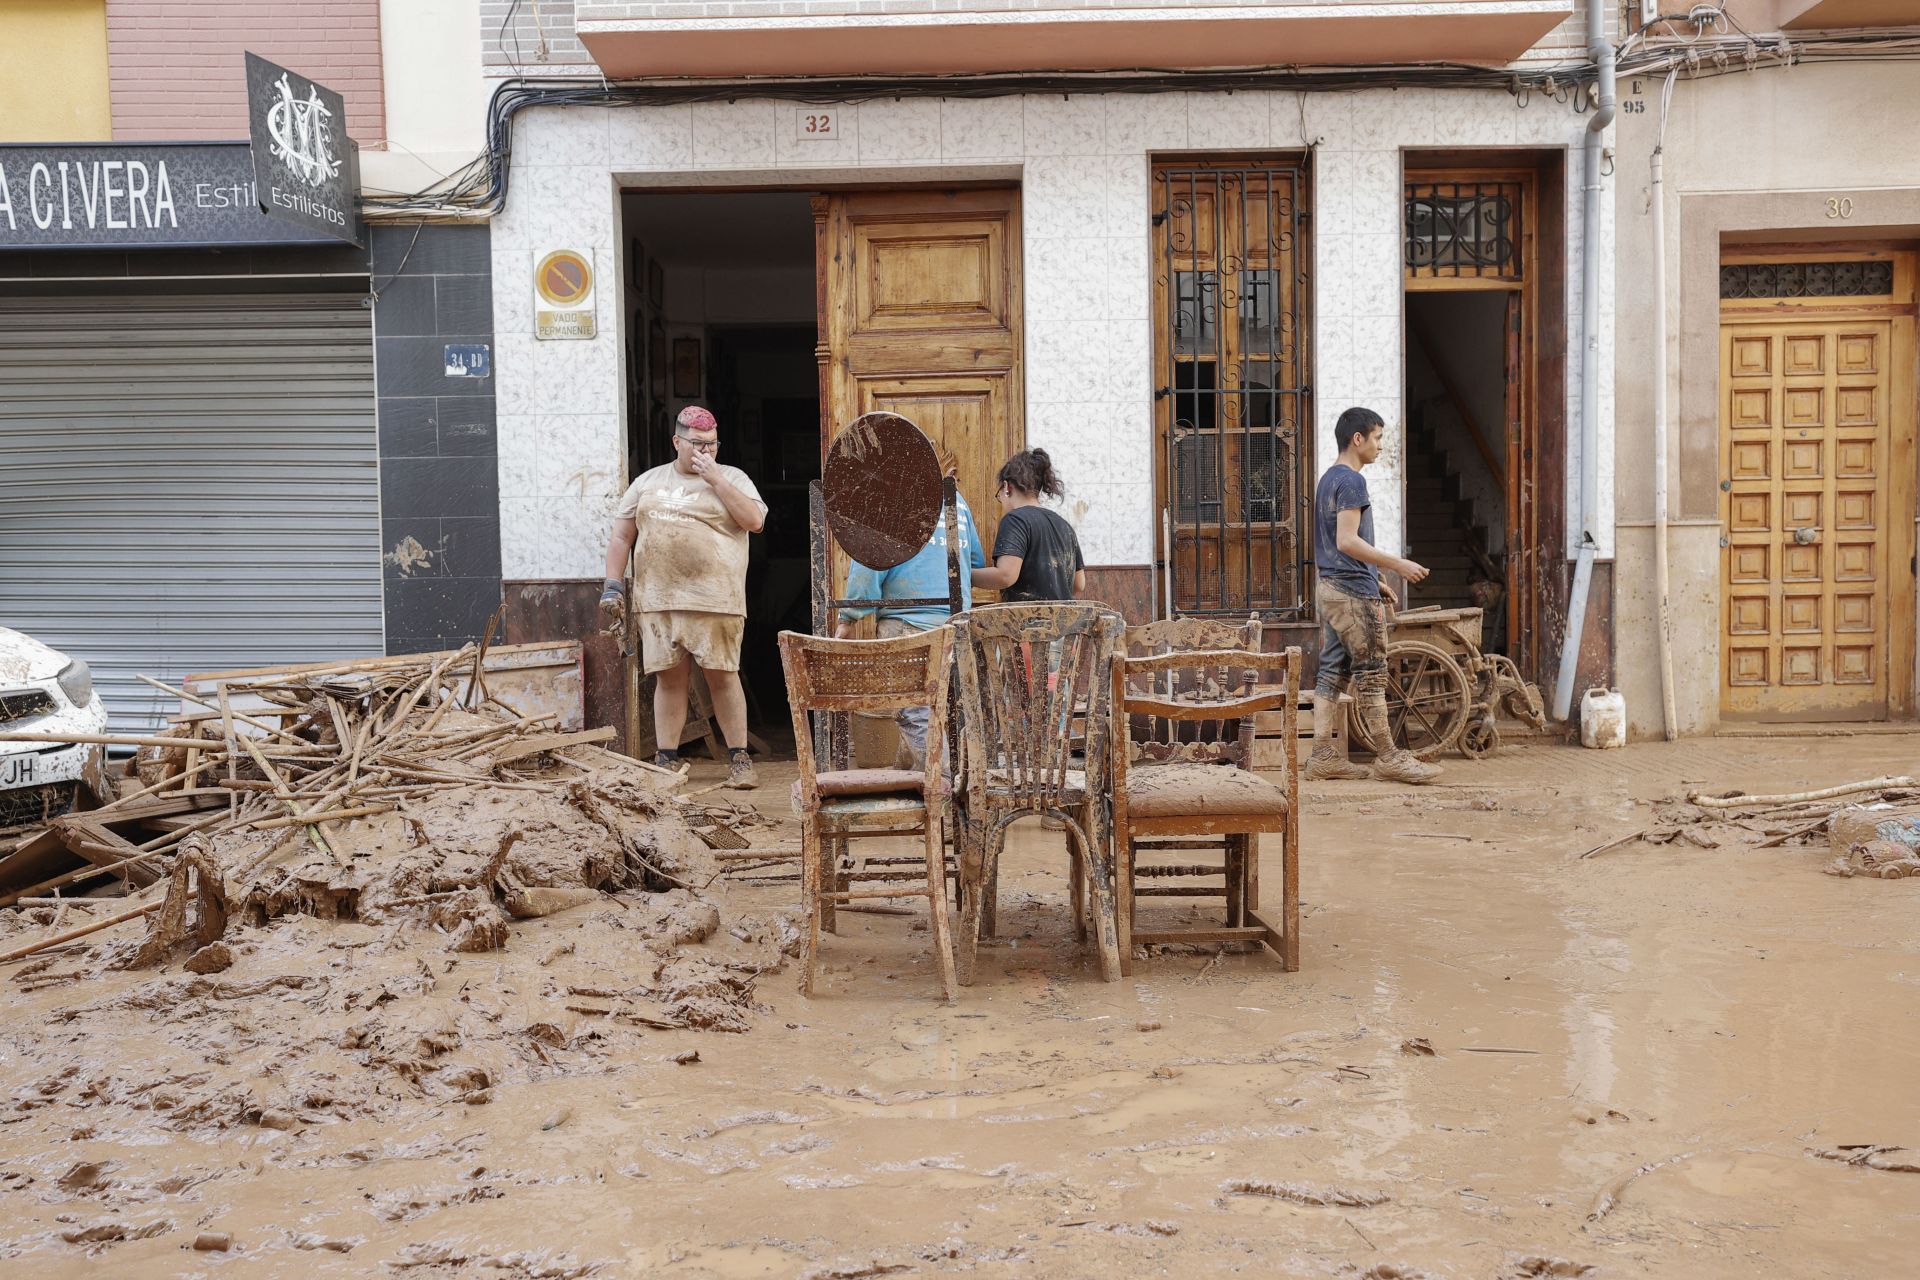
xmin=814 ymin=189 xmax=1023 ymax=563
xmin=1719 ymin=268 xmax=1915 ymax=719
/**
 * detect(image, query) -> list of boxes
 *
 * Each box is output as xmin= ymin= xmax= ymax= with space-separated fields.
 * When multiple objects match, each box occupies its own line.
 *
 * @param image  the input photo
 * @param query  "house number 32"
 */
xmin=1826 ymin=196 xmax=1855 ymax=219
xmin=799 ymin=112 xmax=837 ymax=140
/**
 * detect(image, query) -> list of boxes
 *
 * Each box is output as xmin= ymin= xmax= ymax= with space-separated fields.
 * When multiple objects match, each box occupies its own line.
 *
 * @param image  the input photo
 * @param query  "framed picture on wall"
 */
xmin=647 ymin=260 xmax=665 ymax=309
xmin=672 ymin=337 xmax=701 ymax=398
xmin=648 ymin=321 xmax=667 ymax=401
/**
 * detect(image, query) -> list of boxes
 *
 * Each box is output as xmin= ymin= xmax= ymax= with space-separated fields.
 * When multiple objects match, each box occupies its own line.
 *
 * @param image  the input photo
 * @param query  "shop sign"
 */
xmin=0 ymin=143 xmax=340 ymax=250
xmin=244 ymin=52 xmax=363 ymax=247
xmin=534 ymin=248 xmax=597 ymax=340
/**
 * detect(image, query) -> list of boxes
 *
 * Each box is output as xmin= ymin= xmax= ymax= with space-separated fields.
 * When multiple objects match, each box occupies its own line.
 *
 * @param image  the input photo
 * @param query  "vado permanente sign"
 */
xmin=244 ymin=52 xmax=362 ymax=246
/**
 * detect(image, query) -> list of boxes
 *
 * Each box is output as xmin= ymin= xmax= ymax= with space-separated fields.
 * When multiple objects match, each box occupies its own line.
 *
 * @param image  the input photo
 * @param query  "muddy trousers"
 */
xmin=1314 ymin=582 xmax=1396 ymax=754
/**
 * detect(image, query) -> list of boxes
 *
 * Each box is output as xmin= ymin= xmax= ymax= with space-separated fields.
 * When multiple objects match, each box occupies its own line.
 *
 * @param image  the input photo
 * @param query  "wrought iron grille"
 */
xmin=1154 ymin=159 xmax=1312 ymax=618
xmin=1404 ymin=182 xmax=1522 ymax=279
xmin=1720 ymin=260 xmax=1894 ymax=299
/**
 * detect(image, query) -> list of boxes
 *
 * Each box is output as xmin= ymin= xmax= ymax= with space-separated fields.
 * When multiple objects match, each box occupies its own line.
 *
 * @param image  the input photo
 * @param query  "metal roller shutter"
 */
xmin=0 ymin=290 xmax=383 ymax=731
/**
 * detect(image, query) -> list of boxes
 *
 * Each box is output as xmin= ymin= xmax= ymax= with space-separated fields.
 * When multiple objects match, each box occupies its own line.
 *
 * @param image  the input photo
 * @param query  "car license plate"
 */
xmin=1 ymin=753 xmax=36 ymax=787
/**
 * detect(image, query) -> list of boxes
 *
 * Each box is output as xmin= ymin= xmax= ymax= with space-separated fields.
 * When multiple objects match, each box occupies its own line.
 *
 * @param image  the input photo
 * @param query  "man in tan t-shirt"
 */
xmin=600 ymin=406 xmax=767 ymax=788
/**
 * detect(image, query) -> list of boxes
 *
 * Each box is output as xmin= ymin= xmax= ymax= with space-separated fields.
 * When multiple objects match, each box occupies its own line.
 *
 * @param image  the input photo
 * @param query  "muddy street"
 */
xmin=4 ymin=735 xmax=1919 ymax=1278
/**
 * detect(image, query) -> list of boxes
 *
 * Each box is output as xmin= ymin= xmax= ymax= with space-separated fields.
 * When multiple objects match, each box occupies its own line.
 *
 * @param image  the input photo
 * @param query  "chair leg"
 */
xmin=955 ymin=823 xmax=1004 ymax=987
xmin=1069 ymin=844 xmax=1087 ymax=943
xmin=923 ymin=821 xmax=957 ymax=1003
xmin=1117 ymin=834 xmax=1135 ymax=978
xmin=1225 ymin=834 xmax=1246 ymax=928
xmin=799 ymin=822 xmax=822 ymax=996
xmin=1065 ymin=816 xmax=1121 ymax=984
xmin=819 ymin=835 xmax=841 ymax=935
xmin=981 ymin=847 xmax=999 ymax=939
xmin=1282 ymin=820 xmax=1300 ymax=972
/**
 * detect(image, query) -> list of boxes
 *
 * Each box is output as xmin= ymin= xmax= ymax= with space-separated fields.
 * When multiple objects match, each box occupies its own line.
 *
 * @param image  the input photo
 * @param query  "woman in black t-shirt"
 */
xmin=971 ymin=448 xmax=1085 ymax=602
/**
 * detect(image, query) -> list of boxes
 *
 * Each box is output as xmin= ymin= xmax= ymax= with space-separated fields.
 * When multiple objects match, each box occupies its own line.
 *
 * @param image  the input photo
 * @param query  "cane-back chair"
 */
xmin=951 ymin=603 xmax=1125 ymax=985
xmin=1110 ymin=643 xmax=1302 ymax=971
xmin=779 ymin=627 xmax=957 ymax=1002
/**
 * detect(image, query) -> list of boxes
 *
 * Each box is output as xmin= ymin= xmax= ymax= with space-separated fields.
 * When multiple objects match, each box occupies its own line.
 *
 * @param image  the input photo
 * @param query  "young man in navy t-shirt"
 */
xmin=1309 ymin=406 xmax=1441 ymax=785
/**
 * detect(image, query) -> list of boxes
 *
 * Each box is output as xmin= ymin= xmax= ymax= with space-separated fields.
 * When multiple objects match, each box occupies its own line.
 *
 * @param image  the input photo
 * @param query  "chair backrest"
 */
xmin=778 ymin=627 xmax=951 ymax=715
xmin=1113 ymin=646 xmax=1302 ymax=773
xmin=953 ymin=603 xmax=1123 ymax=808
xmin=1123 ymin=615 xmax=1262 ymax=765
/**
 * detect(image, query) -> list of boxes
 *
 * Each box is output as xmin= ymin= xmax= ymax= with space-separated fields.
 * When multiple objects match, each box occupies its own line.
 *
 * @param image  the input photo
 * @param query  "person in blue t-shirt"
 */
xmin=835 ymin=446 xmax=986 ymax=770
xmin=1309 ymin=406 xmax=1441 ymax=785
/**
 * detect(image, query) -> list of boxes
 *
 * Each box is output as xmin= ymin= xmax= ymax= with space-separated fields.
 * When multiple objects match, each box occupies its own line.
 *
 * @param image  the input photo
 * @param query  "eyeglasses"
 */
xmin=676 ymin=434 xmax=720 ymax=454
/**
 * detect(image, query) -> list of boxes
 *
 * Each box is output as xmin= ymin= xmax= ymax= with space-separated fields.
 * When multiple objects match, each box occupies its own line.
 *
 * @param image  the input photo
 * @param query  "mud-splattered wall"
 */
xmin=371 ymin=224 xmax=505 ymax=654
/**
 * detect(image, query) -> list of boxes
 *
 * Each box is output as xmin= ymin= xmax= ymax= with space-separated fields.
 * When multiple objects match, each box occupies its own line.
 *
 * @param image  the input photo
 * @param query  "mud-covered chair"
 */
xmin=1110 ymin=643 xmax=1302 ymax=971
xmin=951 ymin=603 xmax=1125 ymax=985
xmin=779 ymin=627 xmax=957 ymax=1002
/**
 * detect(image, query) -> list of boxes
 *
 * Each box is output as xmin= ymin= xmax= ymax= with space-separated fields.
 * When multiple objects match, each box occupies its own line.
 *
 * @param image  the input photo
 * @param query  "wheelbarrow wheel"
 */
xmin=1353 ymin=639 xmax=1470 ymax=761
xmin=1460 ymin=717 xmax=1500 ymax=759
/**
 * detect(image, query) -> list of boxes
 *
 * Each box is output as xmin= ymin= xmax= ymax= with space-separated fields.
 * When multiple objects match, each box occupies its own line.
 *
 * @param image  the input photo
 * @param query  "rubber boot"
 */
xmin=1356 ymin=677 xmax=1442 ymax=786
xmin=1304 ymin=692 xmax=1370 ymax=781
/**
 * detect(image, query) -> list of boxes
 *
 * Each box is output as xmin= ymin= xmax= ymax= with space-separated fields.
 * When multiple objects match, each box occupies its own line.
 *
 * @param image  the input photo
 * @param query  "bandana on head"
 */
xmin=676 ymin=406 xmax=717 ymax=434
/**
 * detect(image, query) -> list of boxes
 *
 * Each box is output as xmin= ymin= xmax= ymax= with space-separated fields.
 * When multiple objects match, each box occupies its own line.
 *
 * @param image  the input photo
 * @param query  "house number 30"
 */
xmin=1826 ymin=196 xmax=1855 ymax=219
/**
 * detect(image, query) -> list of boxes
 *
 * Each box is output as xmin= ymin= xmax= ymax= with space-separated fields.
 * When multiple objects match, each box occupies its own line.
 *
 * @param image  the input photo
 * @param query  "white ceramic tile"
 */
xmin=608 ymin=103 xmax=693 ymax=170
xmin=529 ymin=335 xmax=620 ymax=416
xmin=1104 ymin=153 xmax=1150 ymax=239
xmin=1343 ymin=90 xmax=1412 ymax=150
xmin=1064 ymin=481 xmax=1153 ymax=565
xmin=1315 ymin=150 xmax=1399 ymax=235
xmin=513 ymin=105 xmax=609 ymax=167
xmin=492 ymin=333 xmax=538 ymax=416
xmin=498 ymin=497 xmax=547 ymax=578
xmin=535 ymin=414 xmax=622 ymax=499
xmin=1105 ymin=236 xmax=1149 ymax=321
xmin=1315 ymin=313 xmax=1356 ymax=387
xmin=1268 ymin=89 xmax=1315 ymax=149
xmin=691 ymin=100 xmax=777 ymax=168
xmin=1188 ymin=92 xmax=1271 ymax=149
xmin=1103 ymin=92 xmax=1188 ymax=153
xmin=1026 ymin=318 xmax=1107 ymax=405
xmin=495 ymin=414 xmax=540 ymax=499
xmin=1350 ymin=315 xmax=1401 ymax=387
xmin=1346 ymin=232 xmax=1403 ymax=319
xmin=491 ymin=250 xmax=533 ymax=343
xmin=548 ymin=496 xmax=616 ymax=578
xmin=1105 ymin=316 xmax=1153 ymax=406
xmin=496 ymin=166 xmax=616 ymax=251
xmin=774 ymin=101 xmax=860 ymax=167
xmin=1023 ymin=155 xmax=1109 ymax=240
xmin=858 ymin=98 xmax=941 ymax=162
xmin=1024 ymin=236 xmax=1106 ymax=325
xmin=1024 ymin=94 xmax=1104 ymax=156
xmin=941 ymin=97 xmax=1023 ymax=160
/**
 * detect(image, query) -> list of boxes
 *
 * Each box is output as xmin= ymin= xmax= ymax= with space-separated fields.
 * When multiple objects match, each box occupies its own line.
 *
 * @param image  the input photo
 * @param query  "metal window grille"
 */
xmin=1719 ymin=260 xmax=1894 ymax=299
xmin=1155 ymin=159 xmax=1312 ymax=618
xmin=1404 ymin=182 xmax=1522 ymax=279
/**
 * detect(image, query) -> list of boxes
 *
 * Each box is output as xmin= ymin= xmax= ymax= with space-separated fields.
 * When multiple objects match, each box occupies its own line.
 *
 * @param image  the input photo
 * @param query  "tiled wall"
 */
xmin=106 ymin=0 xmax=386 ymax=142
xmin=371 ymin=224 xmax=504 ymax=653
xmin=488 ymin=88 xmax=1614 ymax=580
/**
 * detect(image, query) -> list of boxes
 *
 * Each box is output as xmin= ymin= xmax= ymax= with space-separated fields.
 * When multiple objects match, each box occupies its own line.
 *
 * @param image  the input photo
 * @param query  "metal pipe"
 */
xmin=1553 ymin=0 xmax=1617 ymax=723
xmin=1651 ymin=70 xmax=1679 ymax=740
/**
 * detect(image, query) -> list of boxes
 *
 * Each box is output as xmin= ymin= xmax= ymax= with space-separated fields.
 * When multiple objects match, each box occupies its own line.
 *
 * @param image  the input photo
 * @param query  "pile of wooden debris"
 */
xmin=0 ymin=642 xmax=776 ymax=975
xmin=1582 ymin=774 xmax=1920 ymax=876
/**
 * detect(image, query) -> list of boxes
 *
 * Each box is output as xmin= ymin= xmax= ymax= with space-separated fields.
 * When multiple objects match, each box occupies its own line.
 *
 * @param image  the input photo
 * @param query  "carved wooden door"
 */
xmin=1720 ymin=319 xmax=1894 ymax=719
xmin=814 ymin=189 xmax=1023 ymax=572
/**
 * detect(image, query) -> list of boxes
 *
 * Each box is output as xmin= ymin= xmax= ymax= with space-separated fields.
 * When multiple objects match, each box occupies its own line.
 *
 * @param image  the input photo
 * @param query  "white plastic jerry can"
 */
xmin=1580 ymin=687 xmax=1627 ymax=750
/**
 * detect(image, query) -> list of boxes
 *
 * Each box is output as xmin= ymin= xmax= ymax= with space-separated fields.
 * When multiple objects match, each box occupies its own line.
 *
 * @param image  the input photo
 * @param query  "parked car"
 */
xmin=0 ymin=627 xmax=110 ymax=833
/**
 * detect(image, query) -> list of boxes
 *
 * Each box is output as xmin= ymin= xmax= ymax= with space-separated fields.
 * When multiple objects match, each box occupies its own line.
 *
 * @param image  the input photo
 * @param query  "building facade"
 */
xmin=1610 ymin=7 xmax=1920 ymax=737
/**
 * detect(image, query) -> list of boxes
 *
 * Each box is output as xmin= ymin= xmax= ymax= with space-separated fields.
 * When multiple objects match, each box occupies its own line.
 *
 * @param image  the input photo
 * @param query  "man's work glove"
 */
xmin=598 ymin=578 xmax=628 ymax=637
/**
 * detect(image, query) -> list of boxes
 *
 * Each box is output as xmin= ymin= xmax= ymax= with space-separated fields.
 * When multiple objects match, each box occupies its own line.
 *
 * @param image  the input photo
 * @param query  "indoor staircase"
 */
xmin=1402 ymin=405 xmax=1498 ymax=613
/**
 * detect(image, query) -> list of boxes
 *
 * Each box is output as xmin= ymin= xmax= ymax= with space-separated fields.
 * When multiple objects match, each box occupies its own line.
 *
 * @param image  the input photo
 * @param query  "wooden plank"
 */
xmin=487 ymin=726 xmax=618 ymax=765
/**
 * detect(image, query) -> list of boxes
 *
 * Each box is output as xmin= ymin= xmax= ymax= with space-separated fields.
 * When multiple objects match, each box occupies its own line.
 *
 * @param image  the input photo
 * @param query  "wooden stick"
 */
xmin=0 ymin=900 xmax=161 ymax=964
xmin=240 ymin=736 xmax=333 ymax=856
xmin=1686 ymin=776 xmax=1915 ymax=809
xmin=105 ymin=755 xmax=224 ymax=809
xmin=0 ymin=731 xmax=219 ymax=750
xmin=1754 ymin=817 xmax=1832 ymax=849
xmin=245 ymin=804 xmax=393 ymax=831
xmin=1578 ymin=829 xmax=1648 ymax=859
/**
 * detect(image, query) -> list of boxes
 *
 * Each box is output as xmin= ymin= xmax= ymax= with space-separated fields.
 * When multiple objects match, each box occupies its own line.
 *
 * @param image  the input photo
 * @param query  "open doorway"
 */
xmin=1404 ymin=291 xmax=1513 ymax=652
xmin=621 ymin=191 xmax=818 ymax=739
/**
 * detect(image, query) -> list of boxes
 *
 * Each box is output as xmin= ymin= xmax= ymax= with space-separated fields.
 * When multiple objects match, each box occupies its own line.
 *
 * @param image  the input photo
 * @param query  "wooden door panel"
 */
xmin=817 ymin=187 xmax=1022 ymax=597
xmin=1719 ymin=318 xmax=1894 ymax=719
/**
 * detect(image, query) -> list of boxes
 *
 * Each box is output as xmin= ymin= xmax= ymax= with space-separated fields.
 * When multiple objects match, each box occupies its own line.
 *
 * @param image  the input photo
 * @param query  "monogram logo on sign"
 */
xmin=266 ymin=73 xmax=341 ymax=187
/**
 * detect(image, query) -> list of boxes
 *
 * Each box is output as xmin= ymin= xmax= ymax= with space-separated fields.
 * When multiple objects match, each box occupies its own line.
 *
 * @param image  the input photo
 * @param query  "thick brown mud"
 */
xmin=4 ymin=735 xmax=1919 ymax=1277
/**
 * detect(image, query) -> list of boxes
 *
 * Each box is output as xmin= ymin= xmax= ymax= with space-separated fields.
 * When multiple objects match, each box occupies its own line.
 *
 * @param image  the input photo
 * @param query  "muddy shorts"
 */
xmin=1315 ymin=581 xmax=1389 ymax=697
xmin=639 ymin=610 xmax=745 ymax=675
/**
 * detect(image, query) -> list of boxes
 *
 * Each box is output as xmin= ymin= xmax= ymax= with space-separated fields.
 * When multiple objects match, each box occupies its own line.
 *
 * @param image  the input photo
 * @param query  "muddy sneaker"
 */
xmin=1373 ymin=750 xmax=1442 ymax=786
xmin=726 ymin=750 xmax=759 ymax=790
xmin=1304 ymin=747 xmax=1372 ymax=781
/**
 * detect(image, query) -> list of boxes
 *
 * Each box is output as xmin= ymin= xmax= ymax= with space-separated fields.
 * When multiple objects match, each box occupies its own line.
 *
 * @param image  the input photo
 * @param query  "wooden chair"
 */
xmin=951 ymin=603 xmax=1125 ymax=985
xmin=778 ymin=627 xmax=957 ymax=1002
xmin=1110 ymin=643 xmax=1302 ymax=972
